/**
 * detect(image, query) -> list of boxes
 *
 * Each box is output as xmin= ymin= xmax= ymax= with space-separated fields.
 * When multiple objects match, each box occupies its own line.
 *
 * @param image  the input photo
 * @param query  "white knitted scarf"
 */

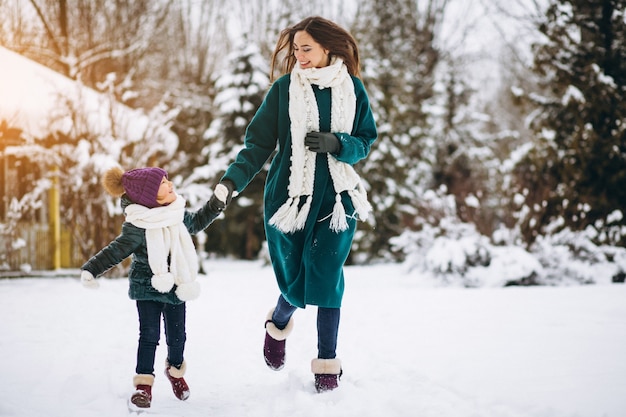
xmin=268 ymin=58 xmax=372 ymax=234
xmin=125 ymin=195 xmax=200 ymax=301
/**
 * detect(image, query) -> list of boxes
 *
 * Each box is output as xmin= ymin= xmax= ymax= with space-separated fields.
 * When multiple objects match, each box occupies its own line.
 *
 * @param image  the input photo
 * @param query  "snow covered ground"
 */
xmin=1 ymin=259 xmax=625 ymax=417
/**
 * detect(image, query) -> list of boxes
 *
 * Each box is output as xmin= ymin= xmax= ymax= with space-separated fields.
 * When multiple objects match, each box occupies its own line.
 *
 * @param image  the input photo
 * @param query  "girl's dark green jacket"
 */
xmin=81 ymin=196 xmax=221 ymax=304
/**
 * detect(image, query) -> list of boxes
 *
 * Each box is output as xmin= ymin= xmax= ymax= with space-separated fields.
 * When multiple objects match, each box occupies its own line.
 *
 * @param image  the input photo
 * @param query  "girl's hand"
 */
xmin=80 ymin=270 xmax=99 ymax=289
xmin=209 ymin=180 xmax=235 ymax=212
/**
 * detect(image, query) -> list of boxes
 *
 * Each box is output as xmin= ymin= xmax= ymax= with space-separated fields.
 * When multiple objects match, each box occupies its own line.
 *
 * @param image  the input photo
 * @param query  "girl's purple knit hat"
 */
xmin=121 ymin=167 xmax=167 ymax=208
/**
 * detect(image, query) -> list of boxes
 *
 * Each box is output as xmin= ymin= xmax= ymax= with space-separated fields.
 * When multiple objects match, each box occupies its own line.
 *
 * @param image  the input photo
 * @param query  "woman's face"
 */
xmin=156 ymin=176 xmax=176 ymax=205
xmin=293 ymin=30 xmax=329 ymax=69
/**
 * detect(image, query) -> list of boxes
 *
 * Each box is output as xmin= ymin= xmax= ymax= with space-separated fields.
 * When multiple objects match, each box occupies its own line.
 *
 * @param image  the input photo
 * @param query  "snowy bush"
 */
xmin=393 ymin=219 xmax=542 ymax=288
xmin=392 ymin=218 xmax=626 ymax=287
xmin=531 ymin=226 xmax=626 ymax=285
xmin=423 ymin=225 xmax=491 ymax=286
xmin=466 ymin=245 xmax=543 ymax=287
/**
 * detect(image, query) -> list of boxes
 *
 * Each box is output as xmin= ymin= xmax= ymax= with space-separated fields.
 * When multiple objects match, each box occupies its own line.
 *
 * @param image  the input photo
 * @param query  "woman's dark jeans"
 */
xmin=135 ymin=300 xmax=186 ymax=375
xmin=272 ymin=295 xmax=340 ymax=360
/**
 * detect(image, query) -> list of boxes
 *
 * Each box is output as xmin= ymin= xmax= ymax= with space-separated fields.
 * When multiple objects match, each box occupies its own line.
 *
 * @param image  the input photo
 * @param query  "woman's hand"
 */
xmin=305 ymin=132 xmax=340 ymax=153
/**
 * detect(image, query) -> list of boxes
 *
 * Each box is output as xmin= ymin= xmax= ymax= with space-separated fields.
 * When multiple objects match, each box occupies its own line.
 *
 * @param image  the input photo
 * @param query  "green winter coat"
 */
xmin=81 ymin=196 xmax=221 ymax=304
xmin=222 ymin=74 xmax=377 ymax=308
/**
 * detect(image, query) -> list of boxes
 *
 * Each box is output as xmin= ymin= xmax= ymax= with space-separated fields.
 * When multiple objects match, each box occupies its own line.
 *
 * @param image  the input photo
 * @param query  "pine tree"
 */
xmin=431 ymin=67 xmax=496 ymax=236
xmin=352 ymin=0 xmax=441 ymax=259
xmin=194 ymin=39 xmax=270 ymax=259
xmin=514 ymin=0 xmax=626 ymax=245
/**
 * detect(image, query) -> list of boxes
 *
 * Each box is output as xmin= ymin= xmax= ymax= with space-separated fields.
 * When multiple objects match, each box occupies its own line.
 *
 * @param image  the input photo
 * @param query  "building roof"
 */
xmin=0 ymin=46 xmax=177 ymax=153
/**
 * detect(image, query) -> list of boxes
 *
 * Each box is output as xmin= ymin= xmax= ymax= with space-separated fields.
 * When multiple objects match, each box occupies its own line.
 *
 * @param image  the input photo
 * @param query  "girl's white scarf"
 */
xmin=269 ymin=58 xmax=372 ymax=234
xmin=125 ymin=195 xmax=200 ymax=301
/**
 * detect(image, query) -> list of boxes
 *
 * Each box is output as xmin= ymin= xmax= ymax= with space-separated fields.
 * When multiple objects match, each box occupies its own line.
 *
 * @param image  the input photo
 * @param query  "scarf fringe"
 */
xmin=269 ymin=197 xmax=299 ymax=233
xmin=349 ymin=183 xmax=373 ymax=221
xmin=330 ymin=194 xmax=349 ymax=233
xmin=294 ymin=196 xmax=313 ymax=230
xmin=269 ymin=195 xmax=315 ymax=234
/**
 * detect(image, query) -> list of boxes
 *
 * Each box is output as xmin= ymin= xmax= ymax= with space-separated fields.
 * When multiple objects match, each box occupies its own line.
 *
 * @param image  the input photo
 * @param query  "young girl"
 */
xmin=80 ymin=166 xmax=226 ymax=409
xmin=211 ymin=16 xmax=377 ymax=392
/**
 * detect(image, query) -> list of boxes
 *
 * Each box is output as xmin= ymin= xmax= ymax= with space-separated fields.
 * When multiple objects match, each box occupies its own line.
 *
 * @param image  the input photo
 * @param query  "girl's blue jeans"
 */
xmin=272 ymin=295 xmax=340 ymax=360
xmin=135 ymin=300 xmax=186 ymax=375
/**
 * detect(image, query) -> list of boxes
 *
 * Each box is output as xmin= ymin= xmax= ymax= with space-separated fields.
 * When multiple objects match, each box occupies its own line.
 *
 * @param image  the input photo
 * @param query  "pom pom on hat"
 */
xmin=121 ymin=167 xmax=168 ymax=208
xmin=102 ymin=167 xmax=126 ymax=197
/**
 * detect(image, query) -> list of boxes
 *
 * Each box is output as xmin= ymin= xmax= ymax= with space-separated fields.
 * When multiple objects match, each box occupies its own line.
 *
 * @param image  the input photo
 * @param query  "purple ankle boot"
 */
xmin=263 ymin=309 xmax=294 ymax=371
xmin=311 ymin=358 xmax=342 ymax=392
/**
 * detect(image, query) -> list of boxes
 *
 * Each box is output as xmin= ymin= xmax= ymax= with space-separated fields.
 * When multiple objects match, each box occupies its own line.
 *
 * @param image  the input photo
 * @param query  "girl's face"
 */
xmin=156 ymin=176 xmax=176 ymax=205
xmin=293 ymin=30 xmax=329 ymax=69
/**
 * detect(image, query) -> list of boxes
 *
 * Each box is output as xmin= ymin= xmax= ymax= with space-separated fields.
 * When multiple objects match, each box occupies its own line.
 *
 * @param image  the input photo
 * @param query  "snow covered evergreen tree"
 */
xmin=513 ymin=0 xmax=626 ymax=246
xmin=188 ymin=38 xmax=270 ymax=259
xmin=352 ymin=0 xmax=443 ymax=260
xmin=156 ymin=0 xmax=230 ymax=180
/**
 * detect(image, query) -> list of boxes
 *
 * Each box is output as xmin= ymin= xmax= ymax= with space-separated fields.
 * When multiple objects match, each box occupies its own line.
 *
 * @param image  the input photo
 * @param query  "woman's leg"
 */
xmin=317 ymin=307 xmax=340 ymax=359
xmin=264 ymin=294 xmax=297 ymax=370
xmin=312 ymin=307 xmax=342 ymax=392
xmin=272 ymin=294 xmax=297 ymax=329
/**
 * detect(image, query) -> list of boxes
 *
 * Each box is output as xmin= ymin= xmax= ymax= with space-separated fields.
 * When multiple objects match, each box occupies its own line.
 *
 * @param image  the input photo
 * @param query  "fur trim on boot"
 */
xmin=165 ymin=359 xmax=187 ymax=378
xmin=133 ymin=374 xmax=155 ymax=387
xmin=165 ymin=360 xmax=190 ymax=401
xmin=311 ymin=358 xmax=342 ymax=375
xmin=265 ymin=308 xmax=294 ymax=341
xmin=263 ymin=308 xmax=295 ymax=370
xmin=311 ymin=358 xmax=342 ymax=393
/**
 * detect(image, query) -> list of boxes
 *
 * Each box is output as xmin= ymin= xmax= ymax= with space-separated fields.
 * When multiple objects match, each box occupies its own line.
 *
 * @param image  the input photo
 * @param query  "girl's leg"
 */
xmin=271 ymin=294 xmax=297 ymax=330
xmin=135 ymin=300 xmax=163 ymax=375
xmin=163 ymin=302 xmax=187 ymax=367
xmin=317 ymin=307 xmax=340 ymax=359
xmin=163 ymin=302 xmax=190 ymax=401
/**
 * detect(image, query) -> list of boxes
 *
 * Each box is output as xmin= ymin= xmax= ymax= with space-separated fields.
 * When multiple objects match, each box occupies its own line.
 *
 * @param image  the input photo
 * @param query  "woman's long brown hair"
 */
xmin=269 ymin=16 xmax=361 ymax=82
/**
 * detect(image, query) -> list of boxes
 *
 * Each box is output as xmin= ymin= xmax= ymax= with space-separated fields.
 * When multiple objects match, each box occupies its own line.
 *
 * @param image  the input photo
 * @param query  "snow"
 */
xmin=1 ymin=260 xmax=625 ymax=417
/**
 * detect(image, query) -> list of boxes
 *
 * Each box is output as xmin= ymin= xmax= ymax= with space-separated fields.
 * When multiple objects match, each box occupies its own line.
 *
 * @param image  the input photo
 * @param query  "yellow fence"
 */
xmin=1 ymin=222 xmax=82 ymax=271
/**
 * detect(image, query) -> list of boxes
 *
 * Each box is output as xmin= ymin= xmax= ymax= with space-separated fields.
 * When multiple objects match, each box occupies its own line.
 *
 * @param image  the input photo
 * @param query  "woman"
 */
xmin=213 ymin=16 xmax=377 ymax=392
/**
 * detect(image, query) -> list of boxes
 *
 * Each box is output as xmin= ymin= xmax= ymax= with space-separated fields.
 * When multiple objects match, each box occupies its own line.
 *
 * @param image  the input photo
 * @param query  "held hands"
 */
xmin=80 ymin=270 xmax=99 ymax=289
xmin=208 ymin=179 xmax=234 ymax=212
xmin=305 ymin=132 xmax=341 ymax=154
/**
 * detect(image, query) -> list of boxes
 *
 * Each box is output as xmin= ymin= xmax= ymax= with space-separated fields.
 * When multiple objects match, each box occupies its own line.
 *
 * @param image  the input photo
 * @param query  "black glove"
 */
xmin=305 ymin=132 xmax=341 ymax=153
xmin=208 ymin=179 xmax=234 ymax=212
